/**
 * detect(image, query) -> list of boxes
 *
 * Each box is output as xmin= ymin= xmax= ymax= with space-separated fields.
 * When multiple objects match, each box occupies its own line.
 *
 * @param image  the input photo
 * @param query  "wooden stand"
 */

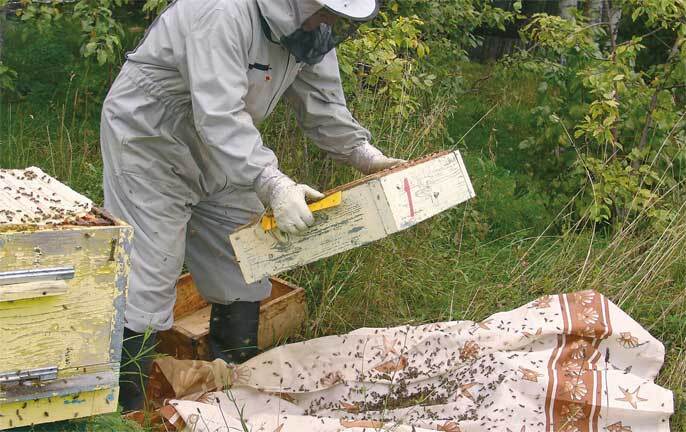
xmin=156 ymin=274 xmax=306 ymax=360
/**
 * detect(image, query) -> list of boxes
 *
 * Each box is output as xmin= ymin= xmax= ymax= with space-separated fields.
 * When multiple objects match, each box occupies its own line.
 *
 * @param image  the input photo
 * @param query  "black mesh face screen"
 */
xmin=280 ymin=13 xmax=360 ymax=65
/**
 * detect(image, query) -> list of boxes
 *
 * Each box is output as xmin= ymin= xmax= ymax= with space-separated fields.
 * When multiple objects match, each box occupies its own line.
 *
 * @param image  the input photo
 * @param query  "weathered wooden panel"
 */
xmin=0 ymin=280 xmax=69 ymax=302
xmin=0 ymin=387 xmax=117 ymax=429
xmin=173 ymin=271 xmax=210 ymax=318
xmin=1 ymin=371 xmax=117 ymax=404
xmin=259 ymin=281 xmax=307 ymax=349
xmin=230 ymin=151 xmax=475 ymax=283
xmin=156 ymin=275 xmax=307 ymax=360
xmin=0 ymin=226 xmax=127 ymax=376
xmin=110 ymin=224 xmax=133 ymax=368
xmin=231 ymin=182 xmax=388 ymax=284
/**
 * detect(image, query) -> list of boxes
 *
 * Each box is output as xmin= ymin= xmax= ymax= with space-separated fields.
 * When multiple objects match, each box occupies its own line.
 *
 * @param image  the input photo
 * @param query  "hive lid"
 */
xmin=0 ymin=167 xmax=94 ymax=226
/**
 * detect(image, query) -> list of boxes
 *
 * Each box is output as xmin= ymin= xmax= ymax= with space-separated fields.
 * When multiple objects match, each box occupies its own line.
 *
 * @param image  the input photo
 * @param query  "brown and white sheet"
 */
xmin=156 ymin=290 xmax=674 ymax=431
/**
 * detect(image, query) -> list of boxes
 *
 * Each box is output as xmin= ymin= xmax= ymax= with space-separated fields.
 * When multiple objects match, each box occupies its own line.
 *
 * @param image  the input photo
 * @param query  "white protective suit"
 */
xmin=100 ymin=0 xmax=377 ymax=332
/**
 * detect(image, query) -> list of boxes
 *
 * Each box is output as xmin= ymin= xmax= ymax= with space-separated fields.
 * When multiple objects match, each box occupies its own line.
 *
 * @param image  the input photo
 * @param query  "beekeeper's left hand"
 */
xmin=347 ymin=143 xmax=406 ymax=175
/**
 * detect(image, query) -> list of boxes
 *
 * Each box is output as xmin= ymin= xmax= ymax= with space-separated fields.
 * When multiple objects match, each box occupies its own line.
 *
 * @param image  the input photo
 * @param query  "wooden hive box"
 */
xmin=230 ymin=150 xmax=475 ymax=283
xmin=0 ymin=167 xmax=132 ymax=429
xmin=156 ymin=273 xmax=306 ymax=360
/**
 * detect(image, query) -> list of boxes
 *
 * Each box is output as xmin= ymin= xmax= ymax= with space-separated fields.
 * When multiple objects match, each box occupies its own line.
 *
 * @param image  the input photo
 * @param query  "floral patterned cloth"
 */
xmin=158 ymin=291 xmax=674 ymax=431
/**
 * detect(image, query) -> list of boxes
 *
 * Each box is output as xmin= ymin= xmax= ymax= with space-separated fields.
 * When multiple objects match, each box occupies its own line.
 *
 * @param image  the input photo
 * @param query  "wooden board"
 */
xmin=156 ymin=274 xmax=307 ymax=360
xmin=0 ymin=387 xmax=117 ymax=429
xmin=0 ymin=280 xmax=69 ymax=302
xmin=258 ymin=280 xmax=307 ymax=349
xmin=0 ymin=226 xmax=131 ymax=385
xmin=230 ymin=150 xmax=475 ymax=283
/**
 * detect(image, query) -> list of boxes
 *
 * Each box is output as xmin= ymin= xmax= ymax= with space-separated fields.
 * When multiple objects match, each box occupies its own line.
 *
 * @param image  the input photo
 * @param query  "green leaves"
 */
xmin=627 ymin=0 xmax=686 ymax=31
xmin=582 ymin=155 xmax=673 ymax=225
xmin=0 ymin=62 xmax=18 ymax=92
xmin=10 ymin=0 xmax=126 ymax=67
xmin=142 ymin=0 xmax=167 ymax=18
xmin=522 ymin=13 xmax=602 ymax=58
xmin=74 ymin=0 xmax=124 ymax=66
xmin=337 ymin=14 xmax=433 ymax=117
xmin=16 ymin=2 xmax=62 ymax=33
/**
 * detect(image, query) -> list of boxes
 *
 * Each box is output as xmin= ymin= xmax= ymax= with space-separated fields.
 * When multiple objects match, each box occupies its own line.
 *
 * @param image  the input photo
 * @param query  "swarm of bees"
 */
xmin=233 ymin=323 xmax=550 ymax=431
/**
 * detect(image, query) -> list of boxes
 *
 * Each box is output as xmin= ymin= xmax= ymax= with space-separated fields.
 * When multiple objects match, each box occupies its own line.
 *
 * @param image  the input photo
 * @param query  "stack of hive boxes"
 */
xmin=0 ymin=167 xmax=131 ymax=429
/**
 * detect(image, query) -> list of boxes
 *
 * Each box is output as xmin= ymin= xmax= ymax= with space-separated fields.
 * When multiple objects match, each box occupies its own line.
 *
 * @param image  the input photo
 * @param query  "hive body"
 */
xmin=157 ymin=274 xmax=307 ymax=360
xmin=230 ymin=150 xmax=475 ymax=283
xmin=0 ymin=168 xmax=131 ymax=429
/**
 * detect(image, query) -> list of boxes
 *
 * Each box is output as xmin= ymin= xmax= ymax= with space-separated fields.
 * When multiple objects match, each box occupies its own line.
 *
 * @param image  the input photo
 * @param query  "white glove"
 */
xmin=255 ymin=166 xmax=325 ymax=234
xmin=347 ymin=143 xmax=406 ymax=175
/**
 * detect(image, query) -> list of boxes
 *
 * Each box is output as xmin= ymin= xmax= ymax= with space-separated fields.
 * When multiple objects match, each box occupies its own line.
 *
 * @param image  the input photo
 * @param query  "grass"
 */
xmin=1 ymin=22 xmax=684 ymax=431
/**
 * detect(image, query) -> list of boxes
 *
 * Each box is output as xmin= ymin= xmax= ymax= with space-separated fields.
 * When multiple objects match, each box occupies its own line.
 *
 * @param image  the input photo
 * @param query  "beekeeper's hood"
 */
xmin=257 ymin=0 xmax=379 ymax=65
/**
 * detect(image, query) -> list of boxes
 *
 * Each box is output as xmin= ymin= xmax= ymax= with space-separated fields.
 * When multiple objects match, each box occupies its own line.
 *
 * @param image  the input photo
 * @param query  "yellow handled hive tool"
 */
xmin=260 ymin=191 xmax=343 ymax=231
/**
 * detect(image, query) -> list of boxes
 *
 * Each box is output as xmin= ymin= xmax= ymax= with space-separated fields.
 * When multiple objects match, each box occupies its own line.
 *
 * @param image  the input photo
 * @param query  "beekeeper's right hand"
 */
xmin=255 ymin=166 xmax=325 ymax=234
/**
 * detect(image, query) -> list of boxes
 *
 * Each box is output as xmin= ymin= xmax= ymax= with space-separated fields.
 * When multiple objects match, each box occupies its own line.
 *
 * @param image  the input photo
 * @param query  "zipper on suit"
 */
xmin=264 ymin=54 xmax=291 ymax=117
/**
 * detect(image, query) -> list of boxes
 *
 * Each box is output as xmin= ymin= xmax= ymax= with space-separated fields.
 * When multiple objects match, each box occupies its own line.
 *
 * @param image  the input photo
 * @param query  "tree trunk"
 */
xmin=585 ymin=0 xmax=603 ymax=24
xmin=606 ymin=4 xmax=622 ymax=43
xmin=559 ymin=0 xmax=578 ymax=21
xmin=585 ymin=0 xmax=622 ymax=46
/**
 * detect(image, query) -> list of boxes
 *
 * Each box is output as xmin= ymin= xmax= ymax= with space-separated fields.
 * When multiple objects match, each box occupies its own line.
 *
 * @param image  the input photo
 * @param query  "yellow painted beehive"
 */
xmin=0 ymin=167 xmax=131 ymax=429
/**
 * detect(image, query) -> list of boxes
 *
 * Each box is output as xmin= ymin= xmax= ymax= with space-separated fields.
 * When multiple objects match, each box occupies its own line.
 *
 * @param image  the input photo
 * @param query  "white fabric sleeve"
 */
xmin=254 ymin=164 xmax=291 ymax=206
xmin=284 ymin=49 xmax=372 ymax=162
xmin=184 ymin=11 xmax=278 ymax=189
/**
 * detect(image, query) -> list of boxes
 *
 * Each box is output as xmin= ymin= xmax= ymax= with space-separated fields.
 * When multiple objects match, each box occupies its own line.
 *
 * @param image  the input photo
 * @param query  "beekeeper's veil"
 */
xmin=257 ymin=0 xmax=380 ymax=65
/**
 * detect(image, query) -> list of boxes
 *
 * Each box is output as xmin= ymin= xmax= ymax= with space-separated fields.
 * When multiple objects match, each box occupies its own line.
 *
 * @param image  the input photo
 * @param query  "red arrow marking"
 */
xmin=403 ymin=178 xmax=415 ymax=217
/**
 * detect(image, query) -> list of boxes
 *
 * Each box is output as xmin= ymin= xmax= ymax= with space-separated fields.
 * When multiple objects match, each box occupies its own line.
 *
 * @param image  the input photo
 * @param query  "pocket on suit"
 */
xmin=120 ymin=135 xmax=195 ymax=189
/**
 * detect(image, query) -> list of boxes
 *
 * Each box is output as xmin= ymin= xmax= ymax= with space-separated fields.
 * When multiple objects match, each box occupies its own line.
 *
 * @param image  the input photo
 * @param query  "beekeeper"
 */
xmin=100 ymin=0 xmax=403 ymax=411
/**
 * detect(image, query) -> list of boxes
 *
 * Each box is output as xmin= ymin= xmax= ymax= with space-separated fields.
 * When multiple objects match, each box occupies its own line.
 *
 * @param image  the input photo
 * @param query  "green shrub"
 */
xmin=463 ymin=155 xmax=554 ymax=240
xmin=501 ymin=3 xmax=686 ymax=227
xmin=4 ymin=20 xmax=79 ymax=102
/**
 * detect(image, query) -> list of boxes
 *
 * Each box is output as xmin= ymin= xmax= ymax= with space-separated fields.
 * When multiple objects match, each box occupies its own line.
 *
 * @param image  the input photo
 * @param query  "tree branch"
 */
xmin=635 ymin=36 xmax=684 ymax=163
xmin=603 ymin=0 xmax=619 ymax=148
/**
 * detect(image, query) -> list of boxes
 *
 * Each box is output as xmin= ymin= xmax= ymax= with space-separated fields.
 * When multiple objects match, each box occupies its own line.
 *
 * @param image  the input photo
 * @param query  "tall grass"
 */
xmin=0 ymin=77 xmax=104 ymax=202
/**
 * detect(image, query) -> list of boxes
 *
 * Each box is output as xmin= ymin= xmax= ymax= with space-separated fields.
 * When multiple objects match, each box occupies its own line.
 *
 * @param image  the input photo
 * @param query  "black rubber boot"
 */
xmin=118 ymin=327 xmax=157 ymax=412
xmin=209 ymin=301 xmax=260 ymax=363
